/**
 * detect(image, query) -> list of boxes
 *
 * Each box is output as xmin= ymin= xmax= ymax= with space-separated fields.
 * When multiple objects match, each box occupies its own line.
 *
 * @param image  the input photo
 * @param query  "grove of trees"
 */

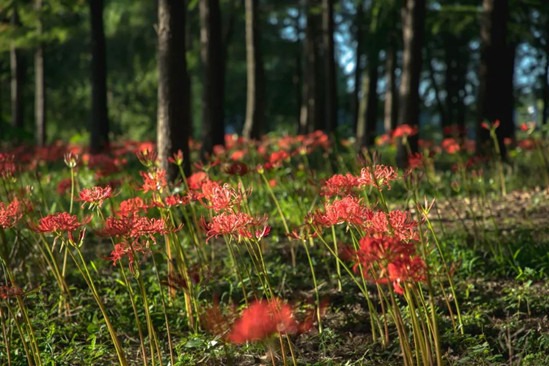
xmin=1 ymin=0 xmax=548 ymax=165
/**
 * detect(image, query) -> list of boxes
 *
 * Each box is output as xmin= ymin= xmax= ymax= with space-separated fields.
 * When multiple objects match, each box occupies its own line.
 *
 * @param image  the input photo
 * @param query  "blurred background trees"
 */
xmin=0 ymin=0 xmax=547 ymax=159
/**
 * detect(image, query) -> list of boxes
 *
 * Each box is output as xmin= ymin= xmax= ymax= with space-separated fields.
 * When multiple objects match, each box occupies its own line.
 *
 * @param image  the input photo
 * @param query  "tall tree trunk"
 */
xmin=322 ymin=0 xmax=337 ymax=133
xmin=352 ymin=1 xmax=364 ymax=135
xmin=542 ymin=53 xmax=549 ymax=125
xmin=383 ymin=34 xmax=398 ymax=133
xmin=10 ymin=8 xmax=24 ymax=131
xmin=158 ymin=0 xmax=191 ymax=179
xmin=397 ymin=0 xmax=425 ymax=167
xmin=444 ymin=34 xmax=468 ymax=137
xmin=364 ymin=49 xmax=379 ymax=147
xmin=89 ymin=0 xmax=109 ymax=153
xmin=199 ymin=0 xmax=225 ymax=157
xmin=35 ymin=0 xmax=46 ymax=146
xmin=300 ymin=0 xmax=323 ymax=134
xmin=242 ymin=0 xmax=265 ymax=140
xmin=477 ymin=0 xmax=513 ymax=160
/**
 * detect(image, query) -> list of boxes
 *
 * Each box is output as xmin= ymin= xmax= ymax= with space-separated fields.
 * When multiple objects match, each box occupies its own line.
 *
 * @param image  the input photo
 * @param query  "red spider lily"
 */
xmin=200 ymin=181 xmax=243 ymax=212
xmin=408 ymin=153 xmax=424 ymax=170
xmin=79 ymin=185 xmax=113 ymax=208
xmin=441 ymin=138 xmax=460 ymax=155
xmin=0 ymin=198 xmax=23 ymax=228
xmin=117 ymin=197 xmax=149 ymax=217
xmin=321 ymin=173 xmax=360 ymax=197
xmin=203 ymin=212 xmax=270 ymax=241
xmin=0 ymin=285 xmax=24 ymax=300
xmin=358 ymin=165 xmax=399 ymax=190
xmin=63 ymin=152 xmax=79 ymax=168
xmin=265 ymin=150 xmax=290 ymax=169
xmin=99 ymin=216 xmax=170 ymax=241
xmin=227 ymin=299 xmax=299 ymax=344
xmin=140 ymin=169 xmax=167 ymax=193
xmin=108 ymin=241 xmax=149 ymax=271
xmin=392 ymin=124 xmax=418 ymax=139
xmin=224 ymin=161 xmax=248 ymax=176
xmin=167 ymin=149 xmax=184 ymax=166
xmin=388 ymin=210 xmax=419 ymax=241
xmin=35 ymin=212 xmax=86 ymax=233
xmin=230 ymin=150 xmax=247 ymax=161
xmin=387 ymin=257 xmax=427 ymax=295
xmin=481 ymin=120 xmax=500 ymax=130
xmin=312 ymin=196 xmax=373 ymax=228
xmin=187 ymin=171 xmax=210 ymax=190
xmin=0 ymin=153 xmax=17 ymax=178
xmin=136 ymin=146 xmax=157 ymax=167
xmin=162 ymin=194 xmax=189 ymax=207
xmin=83 ymin=154 xmax=124 ymax=178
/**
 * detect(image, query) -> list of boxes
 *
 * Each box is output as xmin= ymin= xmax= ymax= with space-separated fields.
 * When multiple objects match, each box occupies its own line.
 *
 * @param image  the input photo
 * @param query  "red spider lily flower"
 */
xmin=187 ymin=171 xmax=210 ymax=190
xmin=0 ymin=198 xmax=23 ymax=228
xmin=358 ymin=165 xmax=399 ymax=190
xmin=100 ymin=216 xmax=169 ymax=241
xmin=388 ymin=210 xmax=419 ymax=241
xmin=265 ymin=150 xmax=290 ymax=169
xmin=312 ymin=196 xmax=373 ymax=228
xmin=163 ymin=194 xmax=189 ymax=207
xmin=57 ymin=178 xmax=73 ymax=195
xmin=321 ymin=173 xmax=360 ymax=197
xmin=230 ymin=150 xmax=247 ymax=161
xmin=204 ymin=212 xmax=270 ymax=241
xmin=0 ymin=285 xmax=24 ymax=300
xmin=108 ymin=241 xmax=149 ymax=271
xmin=140 ymin=169 xmax=167 ymax=193
xmin=0 ymin=153 xmax=17 ymax=178
xmin=227 ymin=299 xmax=299 ymax=344
xmin=99 ymin=216 xmax=134 ymax=237
xmin=376 ymin=133 xmax=391 ymax=146
xmin=200 ymin=181 xmax=243 ymax=212
xmin=79 ymin=185 xmax=113 ymax=208
xmin=481 ymin=120 xmax=500 ymax=131
xmin=63 ymin=152 xmax=79 ymax=168
xmin=35 ymin=212 xmax=86 ymax=233
xmin=136 ymin=146 xmax=157 ymax=167
xmin=224 ymin=161 xmax=249 ymax=176
xmin=408 ymin=153 xmax=424 ymax=170
xmin=167 ymin=149 xmax=184 ymax=166
xmin=387 ymin=257 xmax=426 ymax=295
xmin=117 ymin=197 xmax=149 ymax=217
xmin=441 ymin=138 xmax=460 ymax=154
xmin=392 ymin=124 xmax=418 ymax=139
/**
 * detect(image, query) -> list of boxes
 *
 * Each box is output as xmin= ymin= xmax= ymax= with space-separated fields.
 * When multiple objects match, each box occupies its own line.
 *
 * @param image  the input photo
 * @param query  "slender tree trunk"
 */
xmin=383 ymin=35 xmax=398 ymax=133
xmin=322 ymin=0 xmax=337 ymax=133
xmin=199 ymin=0 xmax=225 ymax=157
xmin=158 ymin=0 xmax=191 ymax=179
xmin=477 ymin=0 xmax=513 ymax=160
xmin=89 ymin=0 xmax=109 ymax=153
xmin=397 ymin=0 xmax=425 ymax=167
xmin=242 ymin=0 xmax=265 ymax=140
xmin=364 ymin=49 xmax=379 ymax=147
xmin=542 ymin=51 xmax=549 ymax=125
xmin=352 ymin=1 xmax=364 ymax=134
xmin=10 ymin=8 xmax=24 ymax=131
xmin=35 ymin=0 xmax=46 ymax=146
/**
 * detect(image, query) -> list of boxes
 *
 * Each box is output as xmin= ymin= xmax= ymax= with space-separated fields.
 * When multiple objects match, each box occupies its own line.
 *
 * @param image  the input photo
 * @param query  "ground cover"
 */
xmin=0 ymin=127 xmax=548 ymax=365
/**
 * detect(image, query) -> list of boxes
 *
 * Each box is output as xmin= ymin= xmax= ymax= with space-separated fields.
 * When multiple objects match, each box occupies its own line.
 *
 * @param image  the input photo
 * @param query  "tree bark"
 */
xmin=383 ymin=34 xmax=398 ymax=133
xmin=242 ymin=0 xmax=265 ymax=140
xmin=10 ymin=8 xmax=24 ymax=131
xmin=352 ymin=1 xmax=364 ymax=135
xmin=322 ymin=0 xmax=337 ymax=133
xmin=542 ymin=53 xmax=549 ymax=125
xmin=157 ymin=0 xmax=191 ymax=179
xmin=364 ymin=49 xmax=379 ymax=147
xmin=35 ymin=0 xmax=46 ymax=146
xmin=199 ymin=0 xmax=225 ymax=157
xmin=89 ymin=0 xmax=109 ymax=153
xmin=397 ymin=0 xmax=425 ymax=167
xmin=477 ymin=0 xmax=514 ymax=160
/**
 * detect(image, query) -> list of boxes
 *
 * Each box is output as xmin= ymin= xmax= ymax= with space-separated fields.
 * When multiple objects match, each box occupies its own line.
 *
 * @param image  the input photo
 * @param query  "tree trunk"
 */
xmin=10 ymin=8 xmax=24 ymax=131
xmin=397 ymin=0 xmax=425 ymax=167
xmin=383 ymin=35 xmax=398 ymax=133
xmin=364 ymin=49 xmax=379 ymax=147
xmin=157 ymin=0 xmax=191 ymax=180
xmin=35 ymin=0 xmax=46 ymax=146
xmin=199 ymin=0 xmax=225 ymax=157
xmin=89 ymin=0 xmax=109 ymax=153
xmin=542 ymin=49 xmax=549 ymax=125
xmin=477 ymin=0 xmax=513 ymax=160
xmin=242 ymin=0 xmax=265 ymax=140
xmin=299 ymin=0 xmax=324 ymax=134
xmin=322 ymin=0 xmax=337 ymax=133
xmin=352 ymin=1 xmax=364 ymax=135
xmin=444 ymin=34 xmax=468 ymax=137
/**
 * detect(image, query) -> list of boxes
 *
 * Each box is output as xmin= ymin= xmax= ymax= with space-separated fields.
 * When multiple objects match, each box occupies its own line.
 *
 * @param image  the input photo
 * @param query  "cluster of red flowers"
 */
xmin=79 ymin=185 xmax=113 ymax=208
xmin=199 ymin=180 xmax=243 ymax=212
xmin=0 ymin=285 xmax=23 ymax=300
xmin=140 ymin=169 xmax=167 ymax=193
xmin=0 ymin=198 xmax=23 ymax=228
xmin=108 ymin=241 xmax=148 ymax=269
xmin=203 ymin=212 xmax=270 ymax=242
xmin=321 ymin=165 xmax=399 ymax=197
xmin=35 ymin=212 xmax=86 ymax=233
xmin=0 ymin=153 xmax=16 ymax=178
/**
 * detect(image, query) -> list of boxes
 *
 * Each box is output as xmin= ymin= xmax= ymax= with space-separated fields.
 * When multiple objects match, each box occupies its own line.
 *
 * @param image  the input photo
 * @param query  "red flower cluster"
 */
xmin=199 ymin=181 xmax=243 ymax=212
xmin=0 ymin=198 xmax=23 ymax=228
xmin=311 ymin=196 xmax=372 ymax=228
xmin=79 ymin=185 xmax=113 ymax=208
xmin=354 ymin=236 xmax=426 ymax=295
xmin=203 ymin=212 xmax=270 ymax=241
xmin=35 ymin=212 xmax=85 ymax=233
xmin=0 ymin=285 xmax=23 ymax=300
xmin=117 ymin=197 xmax=149 ymax=217
xmin=140 ymin=169 xmax=167 ymax=193
xmin=321 ymin=165 xmax=399 ymax=198
xmin=392 ymin=124 xmax=418 ymax=139
xmin=100 ymin=216 xmax=169 ymax=241
xmin=321 ymin=173 xmax=359 ymax=197
xmin=108 ymin=241 xmax=148 ymax=270
xmin=0 ymin=153 xmax=16 ymax=178
xmin=227 ymin=299 xmax=298 ymax=344
xmin=441 ymin=138 xmax=460 ymax=155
